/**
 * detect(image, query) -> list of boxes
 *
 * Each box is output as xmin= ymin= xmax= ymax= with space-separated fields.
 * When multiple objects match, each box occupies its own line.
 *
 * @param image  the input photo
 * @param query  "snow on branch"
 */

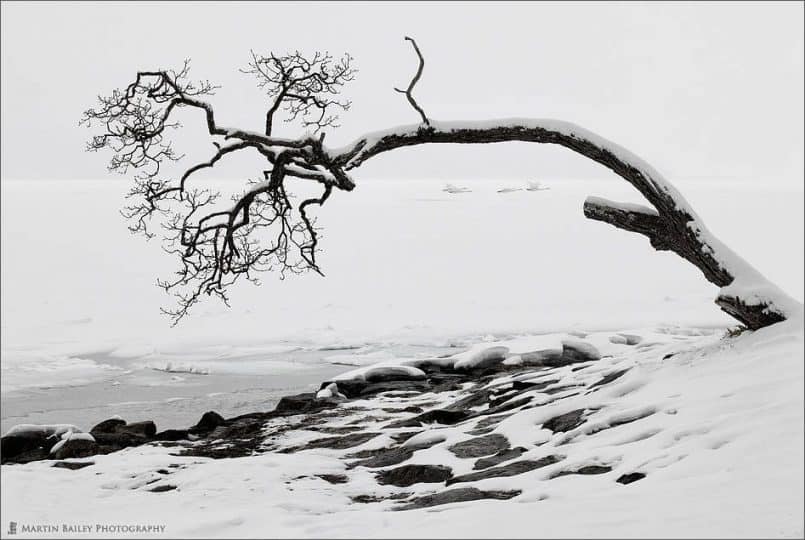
xmin=327 ymin=117 xmax=798 ymax=328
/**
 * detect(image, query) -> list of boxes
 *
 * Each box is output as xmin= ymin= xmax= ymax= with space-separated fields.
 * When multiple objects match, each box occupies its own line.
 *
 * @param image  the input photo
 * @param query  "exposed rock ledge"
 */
xmin=2 ymin=338 xmax=656 ymax=510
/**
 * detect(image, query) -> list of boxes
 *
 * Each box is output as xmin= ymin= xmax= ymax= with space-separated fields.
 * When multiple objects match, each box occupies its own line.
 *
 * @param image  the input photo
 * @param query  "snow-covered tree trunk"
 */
xmin=329 ymin=119 xmax=802 ymax=330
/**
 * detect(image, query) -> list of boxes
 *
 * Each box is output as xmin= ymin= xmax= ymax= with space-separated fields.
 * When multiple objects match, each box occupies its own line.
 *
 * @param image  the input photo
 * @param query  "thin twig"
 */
xmin=394 ymin=36 xmax=430 ymax=126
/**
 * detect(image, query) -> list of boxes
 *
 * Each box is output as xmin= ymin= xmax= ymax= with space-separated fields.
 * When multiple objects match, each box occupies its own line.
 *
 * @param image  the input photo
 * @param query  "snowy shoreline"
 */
xmin=2 ymin=322 xmax=802 ymax=538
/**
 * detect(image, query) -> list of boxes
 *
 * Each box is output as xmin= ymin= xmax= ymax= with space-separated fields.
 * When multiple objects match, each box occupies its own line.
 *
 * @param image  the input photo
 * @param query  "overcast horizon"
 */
xmin=2 ymin=1 xmax=803 ymax=186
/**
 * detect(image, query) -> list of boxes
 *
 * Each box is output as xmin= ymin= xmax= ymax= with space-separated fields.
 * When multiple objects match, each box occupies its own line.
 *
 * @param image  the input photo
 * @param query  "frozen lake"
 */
xmin=0 ymin=342 xmax=467 ymax=434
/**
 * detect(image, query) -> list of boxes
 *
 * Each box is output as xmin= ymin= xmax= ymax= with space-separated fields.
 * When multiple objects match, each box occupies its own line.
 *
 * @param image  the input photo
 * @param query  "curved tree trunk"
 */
xmin=328 ymin=119 xmax=802 ymax=329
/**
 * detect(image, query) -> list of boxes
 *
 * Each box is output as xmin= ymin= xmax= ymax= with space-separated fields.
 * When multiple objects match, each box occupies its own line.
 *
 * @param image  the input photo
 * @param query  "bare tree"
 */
xmin=82 ymin=38 xmax=800 ymax=329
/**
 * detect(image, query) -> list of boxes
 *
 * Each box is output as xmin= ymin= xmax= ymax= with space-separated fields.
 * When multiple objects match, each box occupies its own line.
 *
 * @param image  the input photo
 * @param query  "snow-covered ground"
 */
xmin=1 ymin=320 xmax=802 ymax=538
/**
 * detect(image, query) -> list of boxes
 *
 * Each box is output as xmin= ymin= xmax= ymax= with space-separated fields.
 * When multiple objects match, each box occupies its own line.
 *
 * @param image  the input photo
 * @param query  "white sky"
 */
xmin=1 ymin=1 xmax=803 ymax=185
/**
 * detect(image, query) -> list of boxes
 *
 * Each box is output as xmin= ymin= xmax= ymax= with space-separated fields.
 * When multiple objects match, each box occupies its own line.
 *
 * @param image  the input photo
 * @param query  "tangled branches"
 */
xmin=82 ymin=55 xmax=355 ymax=324
xmin=242 ymin=50 xmax=357 ymax=135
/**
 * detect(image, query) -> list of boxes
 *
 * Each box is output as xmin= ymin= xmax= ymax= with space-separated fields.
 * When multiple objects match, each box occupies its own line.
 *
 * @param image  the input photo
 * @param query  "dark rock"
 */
xmin=387 ymin=408 xmax=472 ymax=429
xmin=468 ymin=427 xmax=495 ymax=436
xmin=52 ymin=461 xmax=94 ymax=470
xmin=444 ymin=389 xmax=492 ymax=412
xmin=455 ymin=347 xmax=509 ymax=372
xmin=609 ymin=408 xmax=656 ymax=428
xmin=519 ymin=349 xmax=564 ymax=366
xmin=588 ymin=369 xmax=629 ymax=390
xmin=51 ymin=438 xmax=99 ymax=460
xmin=447 ymin=434 xmax=509 ymax=458
xmin=512 ymin=378 xmax=559 ymax=391
xmin=520 ymin=342 xmax=600 ymax=367
xmin=365 ymin=368 xmax=426 ymax=383
xmin=390 ymin=431 xmax=422 ymax=443
xmin=348 ymin=415 xmax=384 ymax=425
xmin=325 ymin=379 xmax=366 ymax=398
xmin=348 ymin=446 xmax=415 ymax=469
xmin=156 ymin=469 xmax=170 ymax=474
xmin=395 ymin=488 xmax=521 ymax=510
xmin=481 ymin=396 xmax=533 ymax=416
xmin=182 ymin=415 xmax=274 ymax=459
xmin=359 ymin=380 xmax=431 ymax=397
xmin=512 ymin=379 xmax=560 ymax=390
xmin=149 ymin=484 xmax=177 ymax=492
xmin=473 ymin=447 xmax=526 ymax=470
xmin=616 ymin=472 xmax=646 ymax=484
xmin=191 ymin=411 xmax=225 ymax=433
xmin=423 ymin=370 xmax=472 ymax=393
xmin=543 ymin=384 xmax=583 ymax=395
xmin=182 ymin=444 xmax=254 ymax=460
xmin=90 ymin=420 xmax=156 ymax=449
xmin=447 ymin=456 xmax=562 ymax=485
xmin=465 ymin=364 xmax=515 ymax=381
xmin=486 ymin=388 xmax=519 ymax=404
xmin=376 ymin=464 xmax=453 ymax=487
xmin=308 ymin=425 xmax=364 ymax=435
xmin=410 ymin=359 xmax=451 ymax=374
xmin=275 ymin=393 xmax=338 ymax=414
xmin=300 ymin=432 xmax=380 ymax=451
xmin=350 ymin=492 xmax=413 ymax=504
xmin=351 ymin=494 xmax=385 ymax=504
xmin=2 ymin=446 xmax=50 ymax=464
xmin=345 ymin=447 xmax=383 ymax=459
xmin=225 ymin=410 xmax=276 ymax=423
xmin=542 ymin=409 xmax=586 ymax=433
xmin=382 ymin=406 xmax=424 ymax=414
xmin=90 ymin=418 xmax=126 ymax=433
xmin=348 ymin=437 xmax=442 ymax=469
xmin=551 ymin=465 xmax=612 ymax=479
xmin=208 ymin=419 xmax=263 ymax=441
xmin=119 ymin=420 xmax=156 ymax=437
xmin=316 ymin=473 xmax=349 ymax=484
xmin=1 ymin=433 xmax=58 ymax=462
xmin=560 ymin=341 xmax=601 ymax=363
xmin=430 ymin=380 xmax=465 ymax=393
xmin=427 ymin=372 xmax=468 ymax=385
xmin=90 ymin=433 xmax=143 ymax=449
xmin=577 ymin=465 xmax=612 ymax=474
xmin=153 ymin=429 xmax=190 ymax=441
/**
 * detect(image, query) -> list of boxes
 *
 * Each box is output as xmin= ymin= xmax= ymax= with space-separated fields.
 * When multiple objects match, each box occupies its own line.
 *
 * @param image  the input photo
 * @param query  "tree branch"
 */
xmin=85 ymin=44 xmax=799 ymax=331
xmin=394 ymin=36 xmax=430 ymax=126
xmin=583 ymin=196 xmax=674 ymax=251
xmin=328 ymin=118 xmax=795 ymax=329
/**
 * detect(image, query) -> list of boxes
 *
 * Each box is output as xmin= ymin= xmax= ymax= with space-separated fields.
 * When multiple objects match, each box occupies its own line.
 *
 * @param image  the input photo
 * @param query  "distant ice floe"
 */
xmin=443 ymin=183 xmax=472 ymax=194
xmin=149 ymin=362 xmax=210 ymax=375
xmin=526 ymin=181 xmax=550 ymax=191
xmin=500 ymin=181 xmax=550 ymax=193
